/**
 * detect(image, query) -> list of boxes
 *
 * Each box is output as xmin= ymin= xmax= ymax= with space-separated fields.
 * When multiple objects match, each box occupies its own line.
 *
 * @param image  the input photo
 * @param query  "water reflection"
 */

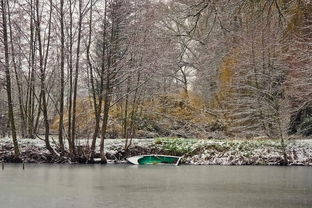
xmin=0 ymin=165 xmax=311 ymax=208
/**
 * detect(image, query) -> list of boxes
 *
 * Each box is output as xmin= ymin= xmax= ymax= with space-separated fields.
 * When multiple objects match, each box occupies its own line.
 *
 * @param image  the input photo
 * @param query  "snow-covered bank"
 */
xmin=1 ymin=137 xmax=312 ymax=165
xmin=0 ymin=138 xmax=156 ymax=163
xmin=155 ymin=138 xmax=312 ymax=166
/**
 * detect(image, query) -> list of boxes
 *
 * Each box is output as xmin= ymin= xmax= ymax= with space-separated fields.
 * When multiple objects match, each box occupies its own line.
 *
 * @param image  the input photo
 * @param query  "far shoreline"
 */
xmin=1 ymin=138 xmax=312 ymax=166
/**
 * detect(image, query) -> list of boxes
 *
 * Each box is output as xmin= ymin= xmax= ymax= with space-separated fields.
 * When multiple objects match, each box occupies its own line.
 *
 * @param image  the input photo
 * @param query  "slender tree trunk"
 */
xmin=87 ymin=0 xmax=102 ymax=161
xmin=7 ymin=3 xmax=26 ymax=138
xmin=274 ymin=101 xmax=288 ymax=165
xmin=99 ymin=86 xmax=110 ymax=164
xmin=91 ymin=0 xmax=109 ymax=161
xmin=1 ymin=0 xmax=20 ymax=158
xmin=67 ymin=0 xmax=74 ymax=155
xmin=123 ymin=77 xmax=130 ymax=149
xmin=126 ymin=70 xmax=142 ymax=150
xmin=35 ymin=0 xmax=56 ymax=156
xmin=71 ymin=0 xmax=83 ymax=158
xmin=99 ymin=0 xmax=122 ymax=162
xmin=58 ymin=0 xmax=65 ymax=154
xmin=27 ymin=0 xmax=36 ymax=139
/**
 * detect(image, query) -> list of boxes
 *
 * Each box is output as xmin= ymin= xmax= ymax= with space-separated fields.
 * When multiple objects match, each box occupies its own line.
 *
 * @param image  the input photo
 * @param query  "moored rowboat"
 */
xmin=126 ymin=155 xmax=182 ymax=165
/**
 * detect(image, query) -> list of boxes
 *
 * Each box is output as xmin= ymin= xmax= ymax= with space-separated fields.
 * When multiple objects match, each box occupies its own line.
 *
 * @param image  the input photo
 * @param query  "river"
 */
xmin=0 ymin=164 xmax=311 ymax=208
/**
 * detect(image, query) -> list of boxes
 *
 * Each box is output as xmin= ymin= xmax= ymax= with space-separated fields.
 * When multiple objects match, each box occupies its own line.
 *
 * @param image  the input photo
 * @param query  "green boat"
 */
xmin=126 ymin=155 xmax=182 ymax=165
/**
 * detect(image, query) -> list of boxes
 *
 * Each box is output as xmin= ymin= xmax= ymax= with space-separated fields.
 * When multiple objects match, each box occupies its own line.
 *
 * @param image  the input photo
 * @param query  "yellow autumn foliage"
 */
xmin=146 ymin=90 xmax=216 ymax=124
xmin=51 ymin=98 xmax=96 ymax=135
xmin=51 ymin=91 xmax=216 ymax=137
xmin=286 ymin=1 xmax=312 ymax=34
xmin=209 ymin=51 xmax=237 ymax=110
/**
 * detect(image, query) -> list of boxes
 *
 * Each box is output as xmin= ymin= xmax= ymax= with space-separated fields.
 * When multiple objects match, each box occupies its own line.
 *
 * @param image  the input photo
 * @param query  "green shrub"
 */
xmin=155 ymin=138 xmax=197 ymax=156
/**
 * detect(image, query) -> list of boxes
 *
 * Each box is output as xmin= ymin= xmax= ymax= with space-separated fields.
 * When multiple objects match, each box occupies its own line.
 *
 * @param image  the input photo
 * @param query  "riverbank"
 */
xmin=1 ymin=137 xmax=312 ymax=165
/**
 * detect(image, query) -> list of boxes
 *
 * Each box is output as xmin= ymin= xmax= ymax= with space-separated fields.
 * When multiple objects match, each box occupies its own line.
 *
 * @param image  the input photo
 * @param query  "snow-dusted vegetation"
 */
xmin=1 ymin=137 xmax=311 ymax=165
xmin=155 ymin=138 xmax=312 ymax=166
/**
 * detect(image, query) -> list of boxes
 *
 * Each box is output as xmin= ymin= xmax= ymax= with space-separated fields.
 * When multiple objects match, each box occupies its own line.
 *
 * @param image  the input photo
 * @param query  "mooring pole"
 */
xmin=1 ymin=160 xmax=4 ymax=170
xmin=22 ymin=160 xmax=25 ymax=170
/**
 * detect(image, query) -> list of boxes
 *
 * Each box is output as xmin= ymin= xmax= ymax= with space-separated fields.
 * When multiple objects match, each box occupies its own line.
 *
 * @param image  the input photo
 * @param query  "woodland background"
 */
xmin=0 ymin=0 xmax=311 ymax=162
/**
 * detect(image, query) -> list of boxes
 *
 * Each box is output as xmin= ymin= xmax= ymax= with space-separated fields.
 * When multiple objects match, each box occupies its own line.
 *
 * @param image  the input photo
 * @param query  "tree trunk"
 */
xmin=99 ymin=88 xmax=110 ymax=164
xmin=67 ymin=0 xmax=74 ymax=155
xmin=87 ymin=0 xmax=99 ymax=161
xmin=35 ymin=0 xmax=57 ymax=156
xmin=58 ymin=0 xmax=65 ymax=154
xmin=27 ymin=0 xmax=36 ymax=139
xmin=123 ymin=76 xmax=130 ymax=149
xmin=71 ymin=0 xmax=83 ymax=158
xmin=7 ymin=2 xmax=26 ymax=138
xmin=89 ymin=0 xmax=108 ymax=161
xmin=1 ymin=0 xmax=20 ymax=158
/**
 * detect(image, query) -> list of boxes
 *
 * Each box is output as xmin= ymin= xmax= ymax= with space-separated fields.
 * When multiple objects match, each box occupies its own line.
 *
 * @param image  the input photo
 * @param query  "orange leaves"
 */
xmin=209 ymin=51 xmax=237 ymax=110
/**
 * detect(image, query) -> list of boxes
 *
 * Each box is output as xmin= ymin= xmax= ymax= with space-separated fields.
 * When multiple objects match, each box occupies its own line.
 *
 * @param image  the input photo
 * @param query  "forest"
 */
xmin=0 ymin=0 xmax=312 ymax=164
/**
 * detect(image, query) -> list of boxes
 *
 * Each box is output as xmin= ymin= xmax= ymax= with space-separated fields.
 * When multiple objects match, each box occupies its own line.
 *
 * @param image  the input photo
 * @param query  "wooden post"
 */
xmin=22 ymin=160 xmax=25 ymax=170
xmin=1 ymin=160 xmax=4 ymax=170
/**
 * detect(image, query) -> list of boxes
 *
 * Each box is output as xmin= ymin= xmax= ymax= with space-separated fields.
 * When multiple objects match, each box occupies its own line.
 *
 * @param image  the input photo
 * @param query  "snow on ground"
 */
xmin=1 ymin=137 xmax=312 ymax=165
xmin=0 ymin=137 xmax=155 ymax=155
xmin=154 ymin=138 xmax=312 ymax=165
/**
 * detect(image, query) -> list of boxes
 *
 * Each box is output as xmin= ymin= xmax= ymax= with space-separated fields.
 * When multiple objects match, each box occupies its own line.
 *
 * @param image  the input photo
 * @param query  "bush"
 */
xmin=298 ymin=117 xmax=312 ymax=136
xmin=155 ymin=138 xmax=197 ymax=156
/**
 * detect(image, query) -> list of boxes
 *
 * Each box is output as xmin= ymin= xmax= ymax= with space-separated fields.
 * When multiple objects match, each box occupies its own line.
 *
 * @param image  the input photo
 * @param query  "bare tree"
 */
xmin=58 ymin=0 xmax=65 ymax=154
xmin=1 ymin=0 xmax=20 ymax=159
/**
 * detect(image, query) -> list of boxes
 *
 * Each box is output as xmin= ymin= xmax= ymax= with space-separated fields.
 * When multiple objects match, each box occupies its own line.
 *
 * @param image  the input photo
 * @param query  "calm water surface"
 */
xmin=0 ymin=164 xmax=311 ymax=208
